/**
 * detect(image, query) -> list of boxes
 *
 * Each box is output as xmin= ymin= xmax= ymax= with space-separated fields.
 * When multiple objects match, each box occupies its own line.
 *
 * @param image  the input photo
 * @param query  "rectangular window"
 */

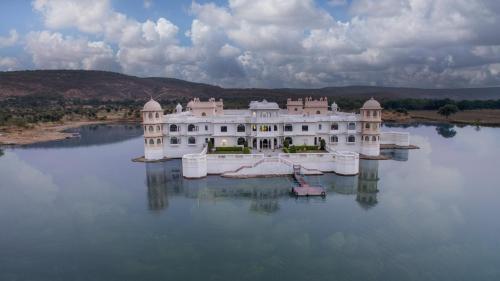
xmin=284 ymin=124 xmax=293 ymax=132
xmin=318 ymin=124 xmax=322 ymax=130
xmin=348 ymin=123 xmax=356 ymax=130
xmin=302 ymin=125 xmax=308 ymax=132
xmin=205 ymin=125 xmax=208 ymax=131
xmin=221 ymin=126 xmax=227 ymax=132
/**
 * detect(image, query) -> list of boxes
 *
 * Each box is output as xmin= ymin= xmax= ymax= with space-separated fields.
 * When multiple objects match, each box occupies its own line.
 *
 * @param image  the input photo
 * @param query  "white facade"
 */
xmin=143 ymin=97 xmax=386 ymax=159
xmin=142 ymin=97 xmax=410 ymax=178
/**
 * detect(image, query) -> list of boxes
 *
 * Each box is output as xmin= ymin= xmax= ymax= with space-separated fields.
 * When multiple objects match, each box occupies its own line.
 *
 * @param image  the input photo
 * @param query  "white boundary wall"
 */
xmin=182 ymin=148 xmax=359 ymax=178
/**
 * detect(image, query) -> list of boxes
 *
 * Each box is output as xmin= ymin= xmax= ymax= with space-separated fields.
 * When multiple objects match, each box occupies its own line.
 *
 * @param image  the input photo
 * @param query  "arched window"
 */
xmin=155 ymin=112 xmax=159 ymax=118
xmin=149 ymin=126 xmax=154 ymax=132
xmin=294 ymin=108 xmax=298 ymax=111
xmin=274 ymin=125 xmax=278 ymax=131
xmin=149 ymin=139 xmax=154 ymax=145
xmin=188 ymin=137 xmax=196 ymax=144
xmin=285 ymin=137 xmax=293 ymax=145
xmin=201 ymin=112 xmax=206 ymax=116
xmin=331 ymin=123 xmax=339 ymax=130
xmin=157 ymin=138 xmax=162 ymax=144
xmin=348 ymin=135 xmax=355 ymax=143
xmin=372 ymin=136 xmax=377 ymax=141
xmin=365 ymin=123 xmax=370 ymax=129
xmin=237 ymin=124 xmax=245 ymax=132
xmin=170 ymin=137 xmax=179 ymax=144
xmin=364 ymin=136 xmax=369 ymax=141
xmin=237 ymin=137 xmax=245 ymax=145
xmin=284 ymin=124 xmax=293 ymax=132
xmin=157 ymin=125 xmax=161 ymax=131
xmin=148 ymin=112 xmax=153 ymax=119
xmin=318 ymin=124 xmax=322 ymax=130
xmin=348 ymin=122 xmax=356 ymax=130
xmin=316 ymin=110 xmax=321 ymax=114
xmin=144 ymin=139 xmax=147 ymax=144
xmin=188 ymin=124 xmax=196 ymax=132
xmin=366 ymin=111 xmax=371 ymax=117
xmin=373 ymin=111 xmax=378 ymax=117
xmin=169 ymin=124 xmax=177 ymax=132
xmin=330 ymin=136 xmax=338 ymax=143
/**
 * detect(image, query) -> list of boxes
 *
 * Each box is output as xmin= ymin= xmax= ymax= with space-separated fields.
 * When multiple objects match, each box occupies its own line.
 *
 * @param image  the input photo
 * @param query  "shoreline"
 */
xmin=382 ymin=109 xmax=500 ymax=127
xmin=0 ymin=119 xmax=139 ymax=146
xmin=2 ymin=109 xmax=499 ymax=146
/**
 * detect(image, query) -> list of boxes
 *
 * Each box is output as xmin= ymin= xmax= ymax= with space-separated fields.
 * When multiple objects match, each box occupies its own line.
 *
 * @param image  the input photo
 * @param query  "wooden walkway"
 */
xmin=291 ymin=165 xmax=326 ymax=197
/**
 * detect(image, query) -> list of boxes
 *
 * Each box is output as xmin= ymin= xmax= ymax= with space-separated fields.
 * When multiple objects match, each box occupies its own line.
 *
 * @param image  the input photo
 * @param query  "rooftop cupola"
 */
xmin=175 ymin=103 xmax=182 ymax=113
xmin=361 ymin=97 xmax=382 ymax=110
xmin=331 ymin=101 xmax=339 ymax=113
xmin=143 ymin=98 xmax=162 ymax=112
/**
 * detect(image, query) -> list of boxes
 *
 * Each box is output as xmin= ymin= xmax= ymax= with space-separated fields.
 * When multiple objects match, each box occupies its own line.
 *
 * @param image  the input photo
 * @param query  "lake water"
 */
xmin=1 ymin=123 xmax=499 ymax=281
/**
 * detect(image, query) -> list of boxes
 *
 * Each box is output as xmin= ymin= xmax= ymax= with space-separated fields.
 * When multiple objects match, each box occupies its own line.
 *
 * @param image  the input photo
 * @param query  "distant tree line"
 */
xmin=2 ymin=93 xmax=500 ymax=128
xmin=382 ymin=98 xmax=500 ymax=111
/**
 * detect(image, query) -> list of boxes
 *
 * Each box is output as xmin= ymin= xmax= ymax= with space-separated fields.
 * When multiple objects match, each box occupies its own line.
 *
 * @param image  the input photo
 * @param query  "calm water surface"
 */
xmin=0 ymin=123 xmax=499 ymax=281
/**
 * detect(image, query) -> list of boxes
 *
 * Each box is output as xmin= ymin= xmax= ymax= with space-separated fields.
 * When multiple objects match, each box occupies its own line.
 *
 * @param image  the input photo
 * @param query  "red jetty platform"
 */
xmin=291 ymin=165 xmax=326 ymax=197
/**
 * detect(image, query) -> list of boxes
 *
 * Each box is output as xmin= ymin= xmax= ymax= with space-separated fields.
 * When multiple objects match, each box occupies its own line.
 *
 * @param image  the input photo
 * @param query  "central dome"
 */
xmin=143 ymin=98 xmax=162 ymax=111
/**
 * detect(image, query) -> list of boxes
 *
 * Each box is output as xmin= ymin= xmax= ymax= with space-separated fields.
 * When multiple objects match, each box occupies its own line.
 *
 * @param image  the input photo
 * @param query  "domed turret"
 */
xmin=360 ymin=98 xmax=382 ymax=157
xmin=143 ymin=98 xmax=162 ymax=111
xmin=175 ymin=103 xmax=182 ymax=113
xmin=361 ymin=97 xmax=382 ymax=110
xmin=142 ymin=98 xmax=164 ymax=160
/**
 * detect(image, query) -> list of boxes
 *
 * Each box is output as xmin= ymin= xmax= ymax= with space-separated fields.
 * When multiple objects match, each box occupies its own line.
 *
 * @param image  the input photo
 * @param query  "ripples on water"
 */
xmin=0 ymin=123 xmax=499 ymax=281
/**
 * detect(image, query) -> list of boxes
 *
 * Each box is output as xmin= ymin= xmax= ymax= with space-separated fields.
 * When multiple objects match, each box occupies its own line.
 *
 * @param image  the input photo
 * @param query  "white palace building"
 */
xmin=141 ymin=97 xmax=410 ymax=178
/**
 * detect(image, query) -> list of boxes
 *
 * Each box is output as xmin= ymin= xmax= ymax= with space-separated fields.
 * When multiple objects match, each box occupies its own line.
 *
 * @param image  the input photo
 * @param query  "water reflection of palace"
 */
xmin=145 ymin=155 xmax=408 ymax=212
xmin=356 ymin=160 xmax=380 ymax=209
xmin=330 ymin=154 xmax=409 ymax=208
xmin=144 ymin=160 xmax=290 ymax=213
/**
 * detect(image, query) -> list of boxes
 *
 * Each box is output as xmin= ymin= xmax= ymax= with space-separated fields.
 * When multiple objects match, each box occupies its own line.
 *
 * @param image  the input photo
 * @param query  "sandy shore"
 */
xmin=0 ymin=119 xmax=138 ymax=145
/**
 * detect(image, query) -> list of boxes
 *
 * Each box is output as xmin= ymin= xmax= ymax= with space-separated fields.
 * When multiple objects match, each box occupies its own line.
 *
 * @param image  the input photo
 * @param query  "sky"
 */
xmin=1 ymin=0 xmax=500 ymax=89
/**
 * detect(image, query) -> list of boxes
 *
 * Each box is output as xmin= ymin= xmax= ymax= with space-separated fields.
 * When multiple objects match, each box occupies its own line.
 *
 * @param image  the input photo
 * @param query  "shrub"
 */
xmin=243 ymin=147 xmax=250 ymax=154
xmin=283 ymin=139 xmax=289 ymax=148
xmin=320 ymin=139 xmax=326 ymax=150
xmin=438 ymin=104 xmax=459 ymax=119
xmin=215 ymin=146 xmax=243 ymax=152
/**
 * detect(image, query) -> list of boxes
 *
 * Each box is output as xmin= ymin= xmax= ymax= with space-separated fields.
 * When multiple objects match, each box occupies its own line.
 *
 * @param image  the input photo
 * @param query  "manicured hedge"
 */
xmin=215 ymin=146 xmax=243 ymax=152
xmin=283 ymin=145 xmax=324 ymax=153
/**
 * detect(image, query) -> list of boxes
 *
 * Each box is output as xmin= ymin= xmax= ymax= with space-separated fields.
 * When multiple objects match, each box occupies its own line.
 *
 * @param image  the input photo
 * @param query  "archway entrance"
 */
xmin=261 ymin=139 xmax=269 ymax=149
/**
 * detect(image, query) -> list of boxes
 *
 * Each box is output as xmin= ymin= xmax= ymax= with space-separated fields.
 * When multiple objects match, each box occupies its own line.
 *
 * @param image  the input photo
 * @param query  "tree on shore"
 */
xmin=438 ymin=104 xmax=459 ymax=119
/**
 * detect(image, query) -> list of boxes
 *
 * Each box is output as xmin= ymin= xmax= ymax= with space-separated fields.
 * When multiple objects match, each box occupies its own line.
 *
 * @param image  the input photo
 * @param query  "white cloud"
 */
xmin=219 ymin=44 xmax=241 ymax=58
xmin=0 ymin=29 xmax=19 ymax=47
xmin=33 ymin=0 xmax=110 ymax=33
xmin=0 ymin=57 xmax=19 ymax=70
xmin=23 ymin=0 xmax=500 ymax=88
xmin=25 ymin=31 xmax=118 ymax=70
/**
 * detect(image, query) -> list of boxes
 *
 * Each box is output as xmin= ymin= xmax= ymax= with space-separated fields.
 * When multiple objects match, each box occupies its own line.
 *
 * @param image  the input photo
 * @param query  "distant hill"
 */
xmin=1 ymin=70 xmax=499 ymax=101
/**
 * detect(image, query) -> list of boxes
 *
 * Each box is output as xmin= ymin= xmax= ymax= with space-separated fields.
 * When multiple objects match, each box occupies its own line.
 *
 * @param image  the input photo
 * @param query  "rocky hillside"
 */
xmin=1 ymin=70 xmax=499 ymax=101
